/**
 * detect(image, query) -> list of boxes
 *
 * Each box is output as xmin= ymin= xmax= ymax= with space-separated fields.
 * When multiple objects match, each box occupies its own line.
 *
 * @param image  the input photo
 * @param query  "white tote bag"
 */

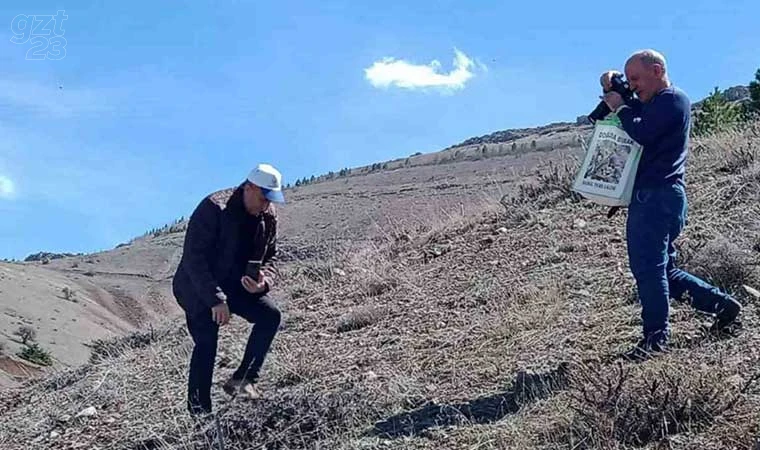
xmin=572 ymin=114 xmax=642 ymax=207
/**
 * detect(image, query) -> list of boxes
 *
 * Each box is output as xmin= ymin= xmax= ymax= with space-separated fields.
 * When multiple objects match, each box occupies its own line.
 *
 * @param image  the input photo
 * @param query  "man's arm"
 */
xmin=260 ymin=213 xmax=279 ymax=292
xmin=182 ymin=199 xmax=227 ymax=307
xmin=615 ymin=93 xmax=682 ymax=147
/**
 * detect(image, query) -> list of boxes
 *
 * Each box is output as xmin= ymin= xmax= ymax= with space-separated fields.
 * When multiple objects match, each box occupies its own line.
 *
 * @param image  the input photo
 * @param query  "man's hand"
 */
xmin=600 ymin=70 xmax=623 ymax=91
xmin=602 ymin=91 xmax=625 ymax=112
xmin=241 ymin=273 xmax=270 ymax=294
xmin=212 ymin=302 xmax=230 ymax=326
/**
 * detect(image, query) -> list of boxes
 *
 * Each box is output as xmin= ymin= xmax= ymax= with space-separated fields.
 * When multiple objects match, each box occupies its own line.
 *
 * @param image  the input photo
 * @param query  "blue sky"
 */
xmin=1 ymin=0 xmax=758 ymax=259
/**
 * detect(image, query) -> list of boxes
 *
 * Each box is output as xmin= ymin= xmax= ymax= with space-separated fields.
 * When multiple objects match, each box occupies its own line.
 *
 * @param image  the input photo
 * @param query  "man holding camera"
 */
xmin=172 ymin=163 xmax=285 ymax=414
xmin=600 ymin=49 xmax=742 ymax=360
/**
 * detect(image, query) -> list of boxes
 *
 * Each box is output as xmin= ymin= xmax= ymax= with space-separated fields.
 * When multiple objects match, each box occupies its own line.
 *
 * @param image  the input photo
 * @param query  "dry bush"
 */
xmin=336 ymin=306 xmax=386 ymax=333
xmin=550 ymin=362 xmax=760 ymax=449
xmin=692 ymin=122 xmax=760 ymax=174
xmin=294 ymin=259 xmax=336 ymax=284
xmin=14 ymin=325 xmax=36 ymax=345
xmin=501 ymin=156 xmax=581 ymax=211
xmin=499 ymin=202 xmax=539 ymax=228
xmin=88 ymin=325 xmax=171 ymax=363
xmin=61 ymin=286 xmax=76 ymax=301
xmin=0 ymin=341 xmax=6 ymax=356
xmin=687 ymin=236 xmax=759 ymax=295
xmin=342 ymin=240 xmax=403 ymax=299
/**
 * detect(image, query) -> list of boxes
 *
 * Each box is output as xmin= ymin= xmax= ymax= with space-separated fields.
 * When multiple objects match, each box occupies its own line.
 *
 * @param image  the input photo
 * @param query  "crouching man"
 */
xmin=600 ymin=50 xmax=742 ymax=360
xmin=173 ymin=163 xmax=285 ymax=414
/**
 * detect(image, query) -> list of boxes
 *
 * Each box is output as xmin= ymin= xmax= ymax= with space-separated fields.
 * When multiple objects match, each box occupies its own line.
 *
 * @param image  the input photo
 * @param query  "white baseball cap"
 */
xmin=247 ymin=163 xmax=285 ymax=204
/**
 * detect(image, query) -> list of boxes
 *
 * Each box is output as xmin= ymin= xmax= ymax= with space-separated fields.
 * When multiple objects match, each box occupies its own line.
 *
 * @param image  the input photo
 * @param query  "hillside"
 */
xmin=0 ymin=123 xmax=589 ymax=388
xmin=0 ymin=120 xmax=758 ymax=449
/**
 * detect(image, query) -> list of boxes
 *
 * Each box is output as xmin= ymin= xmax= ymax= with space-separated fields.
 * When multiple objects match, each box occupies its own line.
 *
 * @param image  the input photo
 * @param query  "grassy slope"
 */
xmin=0 ymin=125 xmax=759 ymax=449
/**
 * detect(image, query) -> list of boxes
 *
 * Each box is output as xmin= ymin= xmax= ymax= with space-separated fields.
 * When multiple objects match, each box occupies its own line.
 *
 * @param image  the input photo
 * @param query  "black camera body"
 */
xmin=588 ymin=73 xmax=635 ymax=123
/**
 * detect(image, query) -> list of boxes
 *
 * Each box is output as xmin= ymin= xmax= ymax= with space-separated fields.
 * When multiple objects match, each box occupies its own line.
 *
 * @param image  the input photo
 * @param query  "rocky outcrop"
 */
xmin=24 ymin=252 xmax=81 ymax=262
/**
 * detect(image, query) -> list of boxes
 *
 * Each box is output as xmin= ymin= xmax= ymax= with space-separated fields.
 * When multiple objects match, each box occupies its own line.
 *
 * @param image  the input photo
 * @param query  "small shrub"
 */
xmin=0 ymin=341 xmax=6 ymax=356
xmin=14 ymin=325 xmax=36 ymax=345
xmin=504 ymin=157 xmax=581 ymax=208
xmin=688 ymin=236 xmax=758 ymax=294
xmin=61 ymin=286 xmax=75 ymax=301
xmin=297 ymin=260 xmax=334 ymax=283
xmin=18 ymin=343 xmax=53 ymax=366
xmin=88 ymin=327 xmax=165 ymax=363
xmin=336 ymin=306 xmax=385 ymax=333
xmin=558 ymin=364 xmax=756 ymax=448
xmin=365 ymin=280 xmax=396 ymax=297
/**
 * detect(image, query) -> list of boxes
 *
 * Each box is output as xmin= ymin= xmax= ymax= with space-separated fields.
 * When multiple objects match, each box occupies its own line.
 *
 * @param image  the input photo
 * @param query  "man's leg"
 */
xmin=664 ymin=184 xmax=742 ymax=327
xmin=627 ymin=187 xmax=671 ymax=342
xmin=185 ymin=310 xmax=219 ymax=414
xmin=227 ymin=294 xmax=282 ymax=383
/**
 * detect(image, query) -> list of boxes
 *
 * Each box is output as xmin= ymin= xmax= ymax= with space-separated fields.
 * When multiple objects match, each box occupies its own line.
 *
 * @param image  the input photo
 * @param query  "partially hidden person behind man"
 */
xmin=600 ymin=49 xmax=742 ymax=361
xmin=173 ymin=163 xmax=285 ymax=414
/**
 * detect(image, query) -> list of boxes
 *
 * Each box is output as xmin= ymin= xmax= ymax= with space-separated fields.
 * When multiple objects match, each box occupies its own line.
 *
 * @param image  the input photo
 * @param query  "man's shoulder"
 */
xmin=190 ymin=187 xmax=235 ymax=222
xmin=661 ymin=86 xmax=690 ymax=103
xmin=206 ymin=188 xmax=236 ymax=210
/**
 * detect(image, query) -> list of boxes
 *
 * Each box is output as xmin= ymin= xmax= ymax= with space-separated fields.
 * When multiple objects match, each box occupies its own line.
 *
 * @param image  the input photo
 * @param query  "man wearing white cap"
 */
xmin=172 ymin=163 xmax=286 ymax=415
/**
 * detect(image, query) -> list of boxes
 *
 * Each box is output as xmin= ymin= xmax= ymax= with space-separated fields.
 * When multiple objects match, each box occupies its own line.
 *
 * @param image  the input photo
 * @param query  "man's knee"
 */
xmin=260 ymin=299 xmax=282 ymax=329
xmin=234 ymin=296 xmax=281 ymax=328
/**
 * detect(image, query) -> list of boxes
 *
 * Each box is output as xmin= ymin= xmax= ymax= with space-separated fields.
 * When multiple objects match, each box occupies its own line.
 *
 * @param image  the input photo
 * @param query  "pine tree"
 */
xmin=747 ymin=68 xmax=760 ymax=117
xmin=693 ymin=87 xmax=742 ymax=136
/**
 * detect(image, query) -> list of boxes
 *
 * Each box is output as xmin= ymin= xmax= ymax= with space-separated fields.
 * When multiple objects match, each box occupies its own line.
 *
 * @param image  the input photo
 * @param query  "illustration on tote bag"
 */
xmin=572 ymin=114 xmax=642 ymax=207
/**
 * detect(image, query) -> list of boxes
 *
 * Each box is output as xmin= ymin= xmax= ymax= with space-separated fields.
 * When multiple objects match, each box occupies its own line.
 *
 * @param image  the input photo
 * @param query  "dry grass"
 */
xmin=1 ymin=122 xmax=760 ymax=449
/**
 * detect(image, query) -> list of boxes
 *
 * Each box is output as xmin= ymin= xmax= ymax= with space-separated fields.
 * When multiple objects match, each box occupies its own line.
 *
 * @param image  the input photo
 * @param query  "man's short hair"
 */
xmin=627 ymin=49 xmax=667 ymax=72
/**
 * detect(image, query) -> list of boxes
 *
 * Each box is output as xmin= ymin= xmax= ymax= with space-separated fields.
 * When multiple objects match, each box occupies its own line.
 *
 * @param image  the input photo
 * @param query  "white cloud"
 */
xmin=0 ymin=175 xmax=15 ymax=199
xmin=365 ymin=49 xmax=481 ymax=91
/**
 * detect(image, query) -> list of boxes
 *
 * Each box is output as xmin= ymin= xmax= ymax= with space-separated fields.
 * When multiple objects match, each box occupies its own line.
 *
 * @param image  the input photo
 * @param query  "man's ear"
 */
xmin=652 ymin=63 xmax=664 ymax=78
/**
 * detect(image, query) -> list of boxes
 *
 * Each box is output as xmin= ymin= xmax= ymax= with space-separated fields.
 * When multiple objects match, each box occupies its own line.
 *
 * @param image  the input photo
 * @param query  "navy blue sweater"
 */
xmin=617 ymin=86 xmax=690 ymax=188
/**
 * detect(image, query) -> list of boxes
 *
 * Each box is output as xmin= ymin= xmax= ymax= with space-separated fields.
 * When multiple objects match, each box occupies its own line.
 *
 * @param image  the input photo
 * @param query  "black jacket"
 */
xmin=172 ymin=186 xmax=279 ymax=317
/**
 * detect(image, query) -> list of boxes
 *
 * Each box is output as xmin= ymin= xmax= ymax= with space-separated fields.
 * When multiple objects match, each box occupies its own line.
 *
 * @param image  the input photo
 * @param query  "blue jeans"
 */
xmin=626 ymin=182 xmax=734 ymax=337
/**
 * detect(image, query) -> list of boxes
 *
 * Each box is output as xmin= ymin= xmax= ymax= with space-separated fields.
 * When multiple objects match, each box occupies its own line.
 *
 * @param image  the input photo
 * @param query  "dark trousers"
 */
xmin=185 ymin=292 xmax=281 ymax=414
xmin=626 ymin=182 xmax=735 ymax=337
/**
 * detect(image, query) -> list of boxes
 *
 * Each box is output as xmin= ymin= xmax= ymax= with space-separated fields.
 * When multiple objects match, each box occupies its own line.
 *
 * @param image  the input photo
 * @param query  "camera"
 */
xmin=587 ymin=73 xmax=634 ymax=123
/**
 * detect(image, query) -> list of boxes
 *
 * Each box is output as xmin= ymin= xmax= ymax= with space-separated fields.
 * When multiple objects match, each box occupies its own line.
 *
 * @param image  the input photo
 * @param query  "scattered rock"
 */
xmin=76 ymin=406 xmax=97 ymax=418
xmin=365 ymin=371 xmax=378 ymax=381
xmin=743 ymin=284 xmax=760 ymax=299
xmin=496 ymin=227 xmax=508 ymax=234
xmin=57 ymin=414 xmax=72 ymax=423
xmin=334 ymin=268 xmax=346 ymax=277
xmin=50 ymin=431 xmax=60 ymax=439
xmin=572 ymin=218 xmax=587 ymax=229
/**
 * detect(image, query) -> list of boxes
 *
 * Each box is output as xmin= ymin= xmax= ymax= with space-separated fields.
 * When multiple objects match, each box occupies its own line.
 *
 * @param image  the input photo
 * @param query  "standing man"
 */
xmin=600 ymin=50 xmax=742 ymax=360
xmin=173 ymin=163 xmax=285 ymax=414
